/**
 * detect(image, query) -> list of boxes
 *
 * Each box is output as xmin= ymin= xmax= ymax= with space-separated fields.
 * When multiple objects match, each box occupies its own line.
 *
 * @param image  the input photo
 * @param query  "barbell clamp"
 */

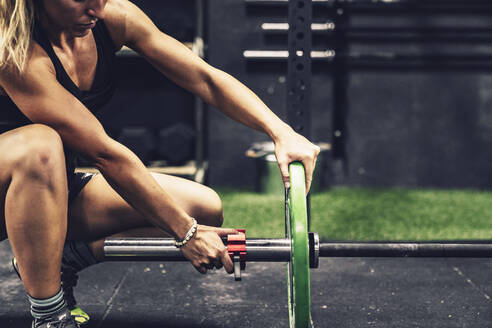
xmin=227 ymin=229 xmax=246 ymax=281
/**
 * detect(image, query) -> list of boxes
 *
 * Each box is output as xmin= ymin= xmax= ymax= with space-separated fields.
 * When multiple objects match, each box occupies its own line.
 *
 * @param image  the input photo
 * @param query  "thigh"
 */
xmin=67 ymin=172 xmax=224 ymax=241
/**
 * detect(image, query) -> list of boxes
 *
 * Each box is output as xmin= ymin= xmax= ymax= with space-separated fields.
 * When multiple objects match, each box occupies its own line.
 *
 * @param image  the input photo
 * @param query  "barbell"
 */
xmin=104 ymin=162 xmax=492 ymax=328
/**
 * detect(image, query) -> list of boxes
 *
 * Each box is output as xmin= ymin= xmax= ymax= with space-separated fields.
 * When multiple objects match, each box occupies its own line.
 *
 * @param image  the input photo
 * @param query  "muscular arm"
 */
xmin=0 ymin=49 xmax=193 ymax=241
xmin=111 ymin=0 xmax=319 ymax=189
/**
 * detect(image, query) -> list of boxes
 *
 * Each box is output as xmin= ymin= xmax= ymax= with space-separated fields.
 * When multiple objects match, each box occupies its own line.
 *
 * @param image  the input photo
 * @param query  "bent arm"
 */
xmin=118 ymin=0 xmax=320 ymax=189
xmin=0 ymin=54 xmax=193 ymax=240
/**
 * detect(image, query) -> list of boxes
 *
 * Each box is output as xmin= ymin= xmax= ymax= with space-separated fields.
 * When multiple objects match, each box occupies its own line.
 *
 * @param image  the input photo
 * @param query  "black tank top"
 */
xmin=0 ymin=19 xmax=117 ymax=182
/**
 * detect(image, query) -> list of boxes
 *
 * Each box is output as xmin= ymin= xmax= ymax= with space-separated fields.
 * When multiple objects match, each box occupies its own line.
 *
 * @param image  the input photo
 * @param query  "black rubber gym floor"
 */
xmin=1 ymin=240 xmax=492 ymax=327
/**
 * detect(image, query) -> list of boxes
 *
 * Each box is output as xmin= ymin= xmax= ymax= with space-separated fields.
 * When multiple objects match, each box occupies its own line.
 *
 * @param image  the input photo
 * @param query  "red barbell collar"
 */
xmin=227 ymin=229 xmax=246 ymax=280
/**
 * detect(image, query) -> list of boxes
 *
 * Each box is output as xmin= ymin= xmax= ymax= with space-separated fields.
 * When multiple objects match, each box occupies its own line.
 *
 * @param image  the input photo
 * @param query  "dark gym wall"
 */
xmin=206 ymin=1 xmax=492 ymax=189
xmin=343 ymin=7 xmax=492 ymax=189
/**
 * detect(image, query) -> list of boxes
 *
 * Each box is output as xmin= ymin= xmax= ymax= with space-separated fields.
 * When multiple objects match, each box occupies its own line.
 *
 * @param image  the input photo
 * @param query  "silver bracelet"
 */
xmin=175 ymin=218 xmax=198 ymax=248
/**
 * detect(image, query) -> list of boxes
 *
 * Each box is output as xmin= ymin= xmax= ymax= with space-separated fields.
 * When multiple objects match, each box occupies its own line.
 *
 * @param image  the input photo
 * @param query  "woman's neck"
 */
xmin=38 ymin=14 xmax=78 ymax=49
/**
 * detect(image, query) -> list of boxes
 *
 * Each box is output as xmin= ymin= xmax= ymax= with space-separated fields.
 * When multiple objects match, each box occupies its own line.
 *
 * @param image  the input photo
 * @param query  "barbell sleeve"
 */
xmin=261 ymin=22 xmax=335 ymax=32
xmin=243 ymin=50 xmax=335 ymax=61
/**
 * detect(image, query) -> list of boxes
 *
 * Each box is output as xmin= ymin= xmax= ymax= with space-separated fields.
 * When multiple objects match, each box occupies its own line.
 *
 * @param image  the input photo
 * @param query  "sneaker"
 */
xmin=12 ymin=258 xmax=90 ymax=326
xmin=32 ymin=308 xmax=79 ymax=328
xmin=59 ymin=265 xmax=90 ymax=326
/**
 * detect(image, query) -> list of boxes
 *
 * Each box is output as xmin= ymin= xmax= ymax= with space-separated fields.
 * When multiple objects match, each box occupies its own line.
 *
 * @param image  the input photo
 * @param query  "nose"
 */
xmin=86 ymin=0 xmax=106 ymax=19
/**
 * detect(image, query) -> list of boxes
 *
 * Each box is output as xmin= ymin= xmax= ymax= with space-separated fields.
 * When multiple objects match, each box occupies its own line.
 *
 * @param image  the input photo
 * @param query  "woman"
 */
xmin=0 ymin=0 xmax=320 ymax=327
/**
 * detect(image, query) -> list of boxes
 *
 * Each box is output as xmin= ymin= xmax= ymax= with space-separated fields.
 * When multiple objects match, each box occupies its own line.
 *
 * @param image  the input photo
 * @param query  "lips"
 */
xmin=77 ymin=21 xmax=96 ymax=29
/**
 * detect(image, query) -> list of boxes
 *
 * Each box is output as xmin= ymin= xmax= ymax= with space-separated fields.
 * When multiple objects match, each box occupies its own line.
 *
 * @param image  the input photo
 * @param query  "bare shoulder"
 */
xmin=0 ymin=41 xmax=55 ymax=94
xmin=101 ymin=0 xmax=128 ymax=50
xmin=103 ymin=0 xmax=155 ymax=51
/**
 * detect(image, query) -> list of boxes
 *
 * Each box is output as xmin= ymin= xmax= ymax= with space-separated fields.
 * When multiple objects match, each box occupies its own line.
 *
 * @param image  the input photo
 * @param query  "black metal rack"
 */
xmin=244 ymin=0 xmax=492 ymax=163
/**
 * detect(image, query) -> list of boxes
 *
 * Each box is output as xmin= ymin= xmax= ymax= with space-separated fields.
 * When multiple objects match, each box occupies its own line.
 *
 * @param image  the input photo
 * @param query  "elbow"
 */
xmin=199 ymin=66 xmax=224 ymax=107
xmin=78 ymin=135 xmax=122 ymax=171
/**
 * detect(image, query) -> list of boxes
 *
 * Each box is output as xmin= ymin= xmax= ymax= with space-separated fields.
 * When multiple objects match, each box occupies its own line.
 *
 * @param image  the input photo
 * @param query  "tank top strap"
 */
xmin=81 ymin=19 xmax=117 ymax=110
xmin=32 ymin=20 xmax=79 ymax=96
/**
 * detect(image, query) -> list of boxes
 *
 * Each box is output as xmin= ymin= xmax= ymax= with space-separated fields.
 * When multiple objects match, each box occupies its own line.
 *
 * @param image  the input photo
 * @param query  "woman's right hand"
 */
xmin=180 ymin=225 xmax=240 ymax=274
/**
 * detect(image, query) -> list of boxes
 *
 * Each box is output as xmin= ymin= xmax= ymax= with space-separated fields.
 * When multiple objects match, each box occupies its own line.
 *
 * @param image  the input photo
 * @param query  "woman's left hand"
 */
xmin=273 ymin=128 xmax=321 ymax=193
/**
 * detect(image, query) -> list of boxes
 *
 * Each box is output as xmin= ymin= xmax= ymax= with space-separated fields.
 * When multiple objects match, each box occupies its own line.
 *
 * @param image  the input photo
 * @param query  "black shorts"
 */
xmin=68 ymin=172 xmax=95 ymax=204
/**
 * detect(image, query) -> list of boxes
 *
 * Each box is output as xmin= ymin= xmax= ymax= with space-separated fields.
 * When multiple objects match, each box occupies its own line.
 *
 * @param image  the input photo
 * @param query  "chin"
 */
xmin=72 ymin=29 xmax=91 ymax=37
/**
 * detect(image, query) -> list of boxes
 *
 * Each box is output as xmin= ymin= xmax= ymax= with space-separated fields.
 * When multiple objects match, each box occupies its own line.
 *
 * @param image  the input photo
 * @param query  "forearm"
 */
xmin=92 ymin=139 xmax=193 ymax=240
xmin=204 ymin=68 xmax=293 ymax=142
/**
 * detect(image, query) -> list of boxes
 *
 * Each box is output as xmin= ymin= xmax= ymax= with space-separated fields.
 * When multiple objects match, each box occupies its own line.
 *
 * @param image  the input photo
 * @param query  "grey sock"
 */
xmin=28 ymin=288 xmax=67 ymax=320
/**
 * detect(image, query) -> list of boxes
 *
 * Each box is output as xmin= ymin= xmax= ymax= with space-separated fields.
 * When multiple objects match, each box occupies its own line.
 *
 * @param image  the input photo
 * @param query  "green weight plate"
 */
xmin=285 ymin=162 xmax=312 ymax=328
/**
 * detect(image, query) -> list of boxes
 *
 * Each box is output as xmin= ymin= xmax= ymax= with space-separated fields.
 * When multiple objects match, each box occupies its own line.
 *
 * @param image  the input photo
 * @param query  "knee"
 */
xmin=210 ymin=192 xmax=224 ymax=227
xmin=199 ymin=188 xmax=224 ymax=227
xmin=7 ymin=124 xmax=65 ymax=181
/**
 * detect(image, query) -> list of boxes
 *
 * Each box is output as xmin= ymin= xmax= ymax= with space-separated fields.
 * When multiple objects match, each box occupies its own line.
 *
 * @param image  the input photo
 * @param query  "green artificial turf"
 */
xmin=218 ymin=187 xmax=492 ymax=241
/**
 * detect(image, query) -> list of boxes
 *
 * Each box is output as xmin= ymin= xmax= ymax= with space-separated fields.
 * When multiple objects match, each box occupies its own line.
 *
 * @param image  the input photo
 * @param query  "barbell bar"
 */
xmin=260 ymin=22 xmax=492 ymax=39
xmin=319 ymin=241 xmax=492 ymax=257
xmin=105 ymin=237 xmax=293 ymax=262
xmin=243 ymin=50 xmax=492 ymax=63
xmin=105 ymin=238 xmax=492 ymax=262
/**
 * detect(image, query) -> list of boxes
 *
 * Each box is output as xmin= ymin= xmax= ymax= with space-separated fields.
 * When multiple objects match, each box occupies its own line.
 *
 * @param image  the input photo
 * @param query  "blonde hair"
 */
xmin=0 ymin=0 xmax=35 ymax=72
